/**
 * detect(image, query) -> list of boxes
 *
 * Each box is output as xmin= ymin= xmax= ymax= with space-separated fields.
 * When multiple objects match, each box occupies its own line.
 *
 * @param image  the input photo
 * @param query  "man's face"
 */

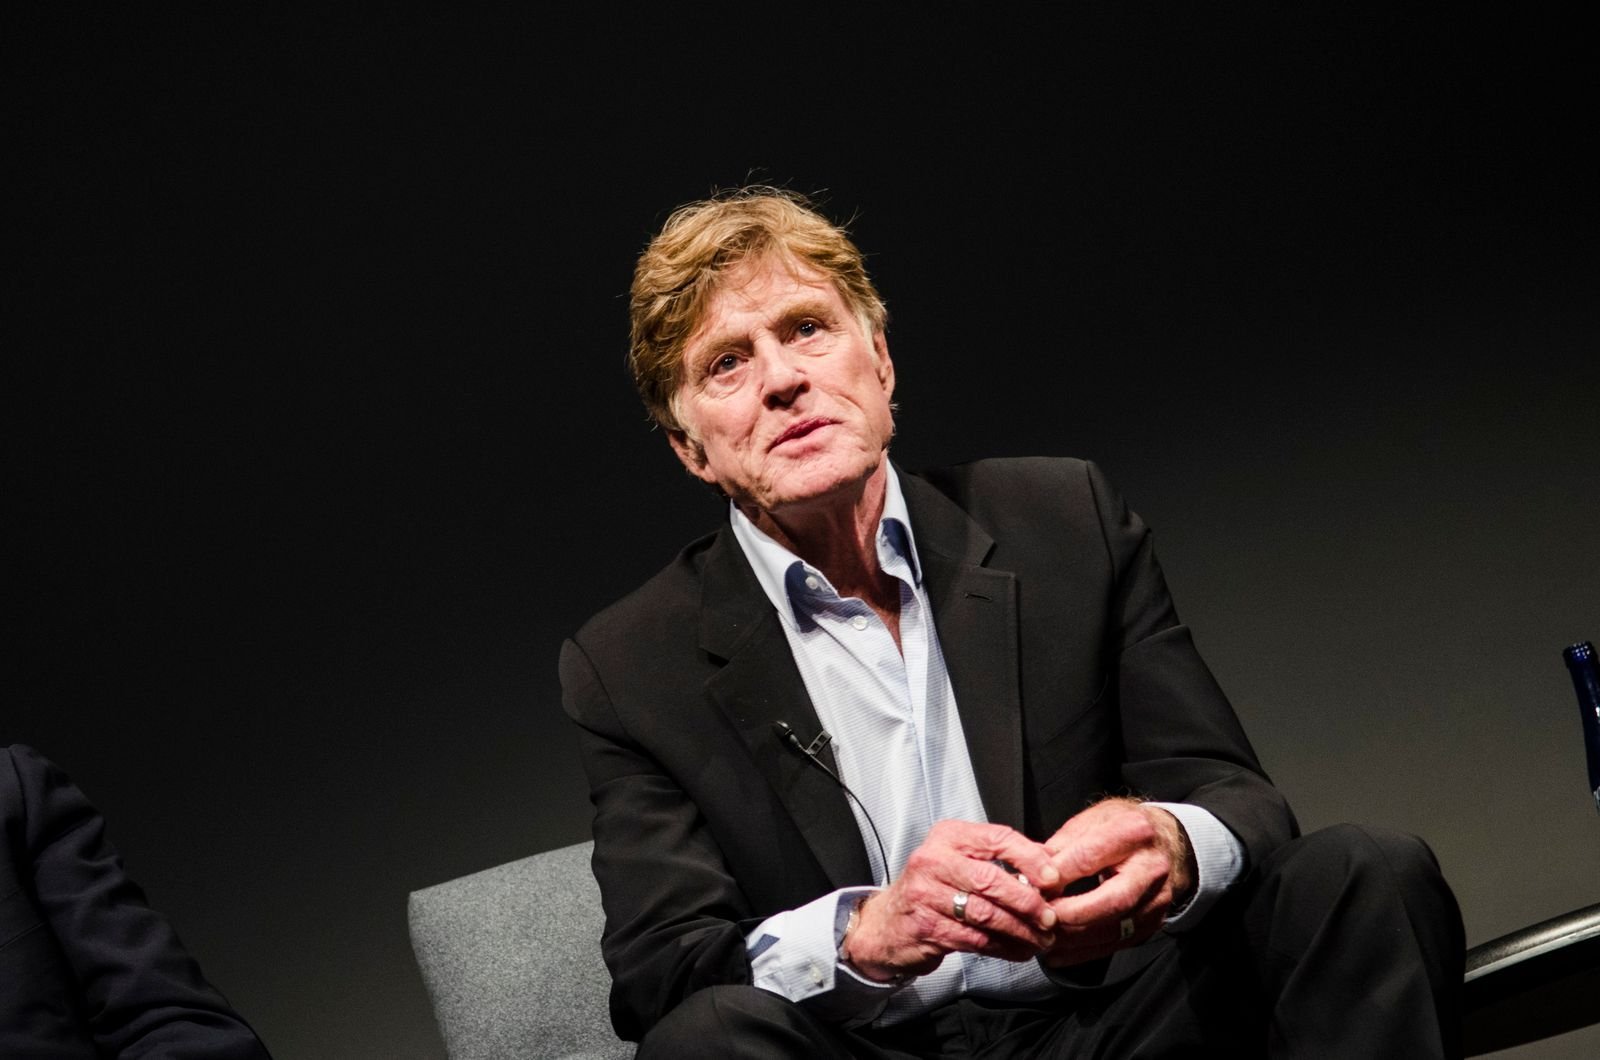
xmin=668 ymin=254 xmax=896 ymax=516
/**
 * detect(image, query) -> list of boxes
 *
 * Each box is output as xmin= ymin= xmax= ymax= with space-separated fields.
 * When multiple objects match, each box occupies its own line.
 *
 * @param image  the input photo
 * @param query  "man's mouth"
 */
xmin=770 ymin=418 xmax=834 ymax=449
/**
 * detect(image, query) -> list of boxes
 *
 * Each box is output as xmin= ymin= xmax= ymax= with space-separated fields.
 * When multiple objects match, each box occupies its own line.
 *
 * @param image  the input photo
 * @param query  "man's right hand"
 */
xmin=839 ymin=820 xmax=1062 ymax=981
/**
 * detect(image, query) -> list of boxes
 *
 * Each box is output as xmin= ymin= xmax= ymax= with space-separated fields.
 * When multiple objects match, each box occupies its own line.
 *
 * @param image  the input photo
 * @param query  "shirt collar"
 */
xmin=729 ymin=464 xmax=923 ymax=630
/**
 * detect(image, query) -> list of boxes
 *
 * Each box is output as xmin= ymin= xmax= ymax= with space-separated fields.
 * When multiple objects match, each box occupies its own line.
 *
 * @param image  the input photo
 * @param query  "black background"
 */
xmin=6 ymin=5 xmax=1596 ymax=1057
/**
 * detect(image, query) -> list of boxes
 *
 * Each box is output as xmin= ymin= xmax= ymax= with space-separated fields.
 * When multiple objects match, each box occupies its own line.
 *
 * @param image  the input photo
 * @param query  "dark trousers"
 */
xmin=637 ymin=824 xmax=1466 ymax=1059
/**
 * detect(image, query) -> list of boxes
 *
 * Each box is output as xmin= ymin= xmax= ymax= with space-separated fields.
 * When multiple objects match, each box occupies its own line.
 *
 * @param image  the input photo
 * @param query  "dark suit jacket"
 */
xmin=0 ymin=745 xmax=270 ymax=1058
xmin=561 ymin=457 xmax=1298 ymax=1041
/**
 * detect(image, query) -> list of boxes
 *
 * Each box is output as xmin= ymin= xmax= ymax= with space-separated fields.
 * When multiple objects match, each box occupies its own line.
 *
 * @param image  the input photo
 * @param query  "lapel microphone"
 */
xmin=772 ymin=719 xmax=834 ymax=765
xmin=772 ymin=719 xmax=892 ymax=884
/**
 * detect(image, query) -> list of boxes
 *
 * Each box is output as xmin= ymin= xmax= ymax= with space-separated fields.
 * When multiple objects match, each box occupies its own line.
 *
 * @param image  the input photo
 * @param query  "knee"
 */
xmin=1276 ymin=823 xmax=1443 ymax=890
xmin=1261 ymin=823 xmax=1458 ymax=927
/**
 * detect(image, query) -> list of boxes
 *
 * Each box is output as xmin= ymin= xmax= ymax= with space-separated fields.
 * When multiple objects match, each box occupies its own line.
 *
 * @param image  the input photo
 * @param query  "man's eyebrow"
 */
xmin=689 ymin=298 xmax=840 ymax=358
xmin=775 ymin=298 xmax=838 ymax=323
xmin=684 ymin=326 xmax=745 ymax=363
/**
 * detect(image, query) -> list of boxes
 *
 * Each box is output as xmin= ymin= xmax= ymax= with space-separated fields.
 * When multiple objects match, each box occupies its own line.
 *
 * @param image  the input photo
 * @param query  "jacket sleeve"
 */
xmin=559 ymin=638 xmax=756 ymax=1042
xmin=2 ymin=744 xmax=271 ymax=1059
xmin=1083 ymin=460 xmax=1299 ymax=868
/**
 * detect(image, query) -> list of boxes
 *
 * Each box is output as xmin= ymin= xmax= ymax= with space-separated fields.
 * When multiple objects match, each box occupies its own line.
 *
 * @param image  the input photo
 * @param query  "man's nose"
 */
xmin=757 ymin=344 xmax=808 ymax=407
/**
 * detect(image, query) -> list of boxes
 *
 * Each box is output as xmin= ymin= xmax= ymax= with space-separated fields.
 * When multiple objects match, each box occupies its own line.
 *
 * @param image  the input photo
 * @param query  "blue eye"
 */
xmin=795 ymin=321 xmax=819 ymax=339
xmin=711 ymin=353 xmax=740 ymax=375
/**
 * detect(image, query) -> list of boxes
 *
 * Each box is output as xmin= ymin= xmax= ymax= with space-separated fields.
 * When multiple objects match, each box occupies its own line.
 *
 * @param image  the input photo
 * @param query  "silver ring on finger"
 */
xmin=1118 ymin=916 xmax=1136 ymax=941
xmin=953 ymin=890 xmax=970 ymax=922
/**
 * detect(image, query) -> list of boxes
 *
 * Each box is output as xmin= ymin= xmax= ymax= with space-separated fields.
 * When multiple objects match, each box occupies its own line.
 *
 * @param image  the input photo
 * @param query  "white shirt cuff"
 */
xmin=744 ymin=886 xmax=901 ymax=1025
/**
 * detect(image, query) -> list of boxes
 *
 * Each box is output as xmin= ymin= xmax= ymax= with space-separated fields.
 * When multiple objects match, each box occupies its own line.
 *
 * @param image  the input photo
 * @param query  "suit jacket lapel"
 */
xmin=697 ymin=525 xmax=876 ymax=890
xmin=900 ymin=471 xmax=1027 ymax=834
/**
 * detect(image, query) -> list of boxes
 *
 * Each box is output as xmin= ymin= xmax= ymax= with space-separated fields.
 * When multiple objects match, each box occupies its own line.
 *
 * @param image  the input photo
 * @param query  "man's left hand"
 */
xmin=1035 ymin=798 xmax=1196 ymax=968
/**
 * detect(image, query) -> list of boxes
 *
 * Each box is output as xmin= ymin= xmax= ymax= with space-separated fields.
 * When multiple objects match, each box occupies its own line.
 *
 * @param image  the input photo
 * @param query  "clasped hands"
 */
xmin=839 ymin=798 xmax=1196 ymax=982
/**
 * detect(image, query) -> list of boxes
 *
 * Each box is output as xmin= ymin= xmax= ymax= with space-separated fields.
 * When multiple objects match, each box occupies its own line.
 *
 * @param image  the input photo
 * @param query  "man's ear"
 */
xmin=667 ymin=428 xmax=716 ymax=485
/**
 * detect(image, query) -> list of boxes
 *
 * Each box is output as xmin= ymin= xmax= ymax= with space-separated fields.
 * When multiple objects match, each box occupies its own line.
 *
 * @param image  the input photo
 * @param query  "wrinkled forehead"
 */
xmin=687 ymin=252 xmax=848 ymax=346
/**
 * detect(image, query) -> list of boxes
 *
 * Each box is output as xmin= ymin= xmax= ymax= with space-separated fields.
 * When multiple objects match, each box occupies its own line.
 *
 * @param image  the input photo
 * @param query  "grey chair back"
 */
xmin=408 ymin=841 xmax=634 ymax=1060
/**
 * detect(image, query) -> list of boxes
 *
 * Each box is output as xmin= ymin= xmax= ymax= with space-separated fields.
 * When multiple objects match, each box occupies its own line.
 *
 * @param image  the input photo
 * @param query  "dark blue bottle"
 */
xmin=1562 ymin=640 xmax=1600 ymax=814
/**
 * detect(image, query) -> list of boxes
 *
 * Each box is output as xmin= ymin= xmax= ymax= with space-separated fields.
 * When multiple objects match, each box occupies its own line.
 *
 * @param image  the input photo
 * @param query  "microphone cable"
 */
xmin=772 ymin=720 xmax=893 ymax=885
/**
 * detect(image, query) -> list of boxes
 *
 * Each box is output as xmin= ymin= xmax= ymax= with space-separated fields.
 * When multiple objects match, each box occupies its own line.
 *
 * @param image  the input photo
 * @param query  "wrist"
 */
xmin=838 ymin=894 xmax=903 ymax=984
xmin=1168 ymin=817 xmax=1198 ymax=907
xmin=1140 ymin=804 xmax=1197 ymax=907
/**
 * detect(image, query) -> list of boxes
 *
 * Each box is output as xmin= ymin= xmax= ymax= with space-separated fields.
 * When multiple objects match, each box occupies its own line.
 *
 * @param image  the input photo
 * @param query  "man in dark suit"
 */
xmin=562 ymin=188 xmax=1463 ymax=1057
xmin=0 ymin=744 xmax=271 ymax=1058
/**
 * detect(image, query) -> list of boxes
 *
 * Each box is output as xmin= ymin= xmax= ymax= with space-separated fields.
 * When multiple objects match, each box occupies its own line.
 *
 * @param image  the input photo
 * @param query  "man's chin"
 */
xmin=743 ymin=459 xmax=886 ymax=518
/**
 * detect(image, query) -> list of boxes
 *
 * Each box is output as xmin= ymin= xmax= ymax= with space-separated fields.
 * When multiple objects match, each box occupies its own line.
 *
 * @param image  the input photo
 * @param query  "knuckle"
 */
xmin=908 ymin=906 xmax=939 ymax=938
xmin=970 ymin=860 xmax=1005 ymax=892
xmin=1116 ymin=813 xmax=1150 ymax=842
xmin=958 ymin=926 xmax=990 ymax=951
xmin=932 ymin=820 xmax=967 ymax=844
xmin=977 ymin=821 xmax=1012 ymax=845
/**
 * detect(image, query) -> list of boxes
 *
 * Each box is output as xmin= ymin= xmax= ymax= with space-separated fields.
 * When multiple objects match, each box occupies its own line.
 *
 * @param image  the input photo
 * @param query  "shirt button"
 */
xmin=805 ymin=575 xmax=820 ymax=591
xmin=851 ymin=615 xmax=869 ymax=631
xmin=808 ymin=963 xmax=824 ymax=985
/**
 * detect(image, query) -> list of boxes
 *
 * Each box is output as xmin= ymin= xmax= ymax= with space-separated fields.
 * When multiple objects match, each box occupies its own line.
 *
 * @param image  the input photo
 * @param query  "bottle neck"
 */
xmin=1565 ymin=641 xmax=1600 ymax=702
xmin=1562 ymin=641 xmax=1600 ymax=815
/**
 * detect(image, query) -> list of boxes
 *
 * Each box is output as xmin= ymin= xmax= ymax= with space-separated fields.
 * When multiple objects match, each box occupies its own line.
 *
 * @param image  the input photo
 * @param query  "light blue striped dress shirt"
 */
xmin=732 ymin=467 xmax=1243 ymax=1027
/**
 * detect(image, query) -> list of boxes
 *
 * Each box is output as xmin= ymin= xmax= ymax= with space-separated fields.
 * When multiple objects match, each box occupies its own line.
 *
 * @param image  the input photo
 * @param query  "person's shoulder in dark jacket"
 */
xmin=0 ymin=743 xmax=272 ymax=1059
